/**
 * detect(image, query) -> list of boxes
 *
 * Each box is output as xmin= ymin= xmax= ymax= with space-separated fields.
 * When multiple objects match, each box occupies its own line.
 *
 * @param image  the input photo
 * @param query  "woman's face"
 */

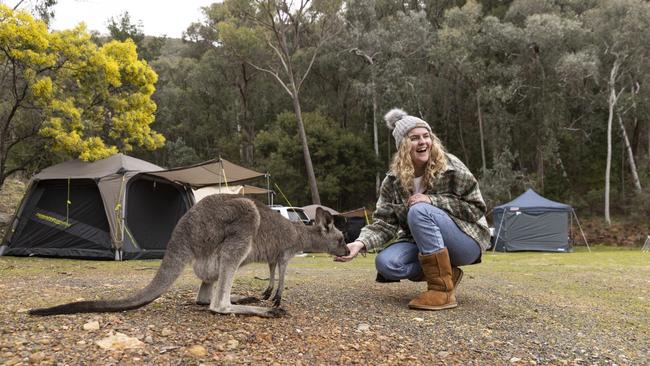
xmin=407 ymin=127 xmax=432 ymax=170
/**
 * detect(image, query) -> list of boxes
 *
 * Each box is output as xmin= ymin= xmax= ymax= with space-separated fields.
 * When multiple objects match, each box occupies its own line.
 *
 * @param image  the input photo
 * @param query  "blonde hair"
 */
xmin=390 ymin=132 xmax=448 ymax=193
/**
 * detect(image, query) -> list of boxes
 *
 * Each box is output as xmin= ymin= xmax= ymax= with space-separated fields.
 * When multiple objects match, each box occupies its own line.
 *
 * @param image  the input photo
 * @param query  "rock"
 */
xmin=95 ymin=332 xmax=145 ymax=350
xmin=29 ymin=351 xmax=46 ymax=363
xmin=437 ymin=351 xmax=450 ymax=358
xmin=413 ymin=317 xmax=424 ymax=322
xmin=161 ymin=328 xmax=173 ymax=337
xmin=226 ymin=339 xmax=239 ymax=350
xmin=187 ymin=345 xmax=208 ymax=357
xmin=510 ymin=357 xmax=521 ymax=363
xmin=144 ymin=336 xmax=154 ymax=343
xmin=356 ymin=323 xmax=370 ymax=332
xmin=83 ymin=320 xmax=100 ymax=331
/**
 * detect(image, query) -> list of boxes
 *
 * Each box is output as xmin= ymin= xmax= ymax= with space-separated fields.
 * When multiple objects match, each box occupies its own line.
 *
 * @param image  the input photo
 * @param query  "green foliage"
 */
xmin=256 ymin=111 xmax=378 ymax=209
xmin=0 ymin=6 xmax=163 ymax=186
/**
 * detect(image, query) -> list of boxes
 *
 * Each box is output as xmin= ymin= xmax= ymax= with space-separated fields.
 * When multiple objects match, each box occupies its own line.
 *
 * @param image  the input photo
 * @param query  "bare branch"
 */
xmin=245 ymin=61 xmax=293 ymax=97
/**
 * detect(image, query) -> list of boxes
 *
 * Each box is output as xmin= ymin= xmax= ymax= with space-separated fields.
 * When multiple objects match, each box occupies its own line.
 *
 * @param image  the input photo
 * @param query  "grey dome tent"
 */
xmin=492 ymin=189 xmax=589 ymax=252
xmin=0 ymin=154 xmax=264 ymax=260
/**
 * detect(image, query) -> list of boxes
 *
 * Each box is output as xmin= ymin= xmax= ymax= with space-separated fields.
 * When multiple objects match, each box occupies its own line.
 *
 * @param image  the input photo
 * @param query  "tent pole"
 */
xmin=572 ymin=209 xmax=591 ymax=253
xmin=492 ymin=210 xmax=507 ymax=253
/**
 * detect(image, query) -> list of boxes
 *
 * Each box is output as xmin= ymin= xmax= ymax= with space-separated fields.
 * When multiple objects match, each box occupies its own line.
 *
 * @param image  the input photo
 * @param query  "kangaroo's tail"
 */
xmin=29 ymin=233 xmax=192 ymax=316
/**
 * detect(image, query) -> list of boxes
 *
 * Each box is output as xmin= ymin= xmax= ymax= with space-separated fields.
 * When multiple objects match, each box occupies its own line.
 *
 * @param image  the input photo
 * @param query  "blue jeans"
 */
xmin=375 ymin=203 xmax=481 ymax=281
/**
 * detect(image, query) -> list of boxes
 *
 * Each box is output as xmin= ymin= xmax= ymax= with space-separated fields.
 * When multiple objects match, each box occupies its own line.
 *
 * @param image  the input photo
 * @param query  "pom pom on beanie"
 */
xmin=384 ymin=108 xmax=432 ymax=148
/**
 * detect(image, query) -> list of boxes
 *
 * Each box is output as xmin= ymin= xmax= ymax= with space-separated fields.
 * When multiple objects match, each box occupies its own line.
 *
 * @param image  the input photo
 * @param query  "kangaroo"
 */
xmin=29 ymin=194 xmax=348 ymax=318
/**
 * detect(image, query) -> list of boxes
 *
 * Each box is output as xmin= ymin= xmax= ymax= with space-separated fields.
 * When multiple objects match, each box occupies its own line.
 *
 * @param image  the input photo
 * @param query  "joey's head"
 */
xmin=310 ymin=207 xmax=349 ymax=257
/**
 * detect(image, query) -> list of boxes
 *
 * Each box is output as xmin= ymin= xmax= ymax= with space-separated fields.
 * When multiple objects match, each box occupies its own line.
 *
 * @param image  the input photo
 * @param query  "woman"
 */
xmin=335 ymin=108 xmax=490 ymax=310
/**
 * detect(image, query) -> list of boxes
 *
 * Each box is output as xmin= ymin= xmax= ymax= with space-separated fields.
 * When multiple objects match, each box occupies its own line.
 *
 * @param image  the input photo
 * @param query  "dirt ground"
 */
xmin=0 ymin=249 xmax=648 ymax=366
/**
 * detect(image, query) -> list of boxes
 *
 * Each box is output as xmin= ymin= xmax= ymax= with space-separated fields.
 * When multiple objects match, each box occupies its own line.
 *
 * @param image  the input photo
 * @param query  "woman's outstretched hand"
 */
xmin=334 ymin=241 xmax=365 ymax=262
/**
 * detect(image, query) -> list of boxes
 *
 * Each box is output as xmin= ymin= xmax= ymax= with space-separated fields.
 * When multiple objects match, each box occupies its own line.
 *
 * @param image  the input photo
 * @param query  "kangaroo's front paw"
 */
xmin=272 ymin=295 xmax=282 ymax=308
xmin=261 ymin=288 xmax=273 ymax=300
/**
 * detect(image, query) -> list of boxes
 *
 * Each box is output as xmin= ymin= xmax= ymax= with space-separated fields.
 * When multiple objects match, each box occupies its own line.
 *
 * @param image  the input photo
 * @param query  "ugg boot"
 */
xmin=409 ymin=266 xmax=463 ymax=288
xmin=408 ymin=248 xmax=457 ymax=310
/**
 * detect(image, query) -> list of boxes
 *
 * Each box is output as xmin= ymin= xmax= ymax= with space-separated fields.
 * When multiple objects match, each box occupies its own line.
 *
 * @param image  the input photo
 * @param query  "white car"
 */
xmin=268 ymin=205 xmax=312 ymax=225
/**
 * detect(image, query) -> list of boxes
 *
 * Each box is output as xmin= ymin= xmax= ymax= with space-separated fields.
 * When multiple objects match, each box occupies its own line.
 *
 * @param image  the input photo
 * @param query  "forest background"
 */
xmin=2 ymin=0 xmax=650 ymax=243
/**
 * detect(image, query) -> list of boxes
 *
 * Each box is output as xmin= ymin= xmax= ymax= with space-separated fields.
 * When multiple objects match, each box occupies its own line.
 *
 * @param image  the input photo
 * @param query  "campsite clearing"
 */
xmin=0 ymin=247 xmax=648 ymax=365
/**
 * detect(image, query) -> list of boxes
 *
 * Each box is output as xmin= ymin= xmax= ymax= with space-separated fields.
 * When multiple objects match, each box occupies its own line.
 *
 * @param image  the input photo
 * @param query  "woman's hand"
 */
xmin=407 ymin=193 xmax=431 ymax=207
xmin=334 ymin=241 xmax=365 ymax=262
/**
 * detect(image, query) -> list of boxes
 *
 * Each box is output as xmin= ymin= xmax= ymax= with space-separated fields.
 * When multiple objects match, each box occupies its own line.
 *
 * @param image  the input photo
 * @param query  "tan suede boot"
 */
xmin=409 ymin=267 xmax=463 ymax=288
xmin=408 ymin=248 xmax=457 ymax=310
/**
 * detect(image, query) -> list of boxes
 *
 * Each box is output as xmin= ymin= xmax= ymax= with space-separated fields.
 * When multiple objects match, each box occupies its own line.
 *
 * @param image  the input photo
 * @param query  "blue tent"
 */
xmin=492 ymin=189 xmax=572 ymax=252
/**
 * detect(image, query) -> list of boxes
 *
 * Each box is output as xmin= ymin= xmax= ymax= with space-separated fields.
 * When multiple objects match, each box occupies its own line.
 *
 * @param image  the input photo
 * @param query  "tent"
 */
xmin=0 ymin=155 xmax=264 ymax=260
xmin=339 ymin=208 xmax=369 ymax=244
xmin=492 ymin=189 xmax=589 ymax=252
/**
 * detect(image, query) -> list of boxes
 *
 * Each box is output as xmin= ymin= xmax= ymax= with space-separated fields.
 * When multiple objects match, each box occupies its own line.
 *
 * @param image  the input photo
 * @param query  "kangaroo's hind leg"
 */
xmin=196 ymin=281 xmax=214 ymax=305
xmin=272 ymin=255 xmax=291 ymax=307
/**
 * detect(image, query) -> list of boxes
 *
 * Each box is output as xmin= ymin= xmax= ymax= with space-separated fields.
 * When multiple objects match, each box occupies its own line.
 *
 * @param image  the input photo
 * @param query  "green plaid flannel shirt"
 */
xmin=357 ymin=153 xmax=491 ymax=251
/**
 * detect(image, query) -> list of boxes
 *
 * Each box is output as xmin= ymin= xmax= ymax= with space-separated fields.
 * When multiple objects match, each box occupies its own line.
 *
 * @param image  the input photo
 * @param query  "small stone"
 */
xmin=438 ymin=351 xmax=449 ymax=358
xmin=95 ymin=332 xmax=144 ymax=350
xmin=356 ymin=323 xmax=370 ymax=332
xmin=226 ymin=339 xmax=239 ymax=350
xmin=161 ymin=328 xmax=173 ymax=337
xmin=77 ymin=340 xmax=87 ymax=345
xmin=83 ymin=320 xmax=100 ymax=331
xmin=187 ymin=345 xmax=208 ymax=357
xmin=510 ymin=357 xmax=521 ymax=363
xmin=144 ymin=336 xmax=153 ymax=343
xmin=29 ymin=352 xmax=46 ymax=363
xmin=413 ymin=317 xmax=424 ymax=322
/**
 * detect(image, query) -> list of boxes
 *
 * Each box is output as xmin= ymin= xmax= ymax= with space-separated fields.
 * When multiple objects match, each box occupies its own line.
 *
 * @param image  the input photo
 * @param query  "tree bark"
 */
xmin=617 ymin=113 xmax=642 ymax=193
xmin=372 ymin=77 xmax=380 ymax=197
xmin=605 ymin=59 xmax=621 ymax=227
xmin=292 ymin=89 xmax=321 ymax=204
xmin=476 ymin=93 xmax=486 ymax=175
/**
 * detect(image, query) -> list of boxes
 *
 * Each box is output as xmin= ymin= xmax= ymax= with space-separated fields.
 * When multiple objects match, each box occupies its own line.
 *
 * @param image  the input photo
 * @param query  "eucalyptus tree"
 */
xmin=432 ymin=0 xmax=522 ymax=174
xmin=217 ymin=0 xmax=344 ymax=205
xmin=184 ymin=2 xmax=269 ymax=165
xmin=585 ymin=0 xmax=650 ymax=225
xmin=255 ymin=111 xmax=376 ymax=209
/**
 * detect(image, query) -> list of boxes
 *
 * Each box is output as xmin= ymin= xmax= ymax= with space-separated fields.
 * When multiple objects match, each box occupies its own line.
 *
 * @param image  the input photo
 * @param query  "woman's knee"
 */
xmin=407 ymin=203 xmax=447 ymax=225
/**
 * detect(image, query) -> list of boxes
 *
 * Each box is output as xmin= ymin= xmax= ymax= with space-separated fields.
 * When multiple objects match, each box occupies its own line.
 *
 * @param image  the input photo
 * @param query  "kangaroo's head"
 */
xmin=310 ymin=207 xmax=349 ymax=257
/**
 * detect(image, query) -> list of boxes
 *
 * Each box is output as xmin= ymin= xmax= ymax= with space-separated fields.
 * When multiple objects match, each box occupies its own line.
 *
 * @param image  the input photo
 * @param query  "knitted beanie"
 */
xmin=384 ymin=108 xmax=432 ymax=148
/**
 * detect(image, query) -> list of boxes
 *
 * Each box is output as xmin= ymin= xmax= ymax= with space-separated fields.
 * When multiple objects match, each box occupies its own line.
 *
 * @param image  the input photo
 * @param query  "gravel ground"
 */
xmin=0 ymin=250 xmax=648 ymax=365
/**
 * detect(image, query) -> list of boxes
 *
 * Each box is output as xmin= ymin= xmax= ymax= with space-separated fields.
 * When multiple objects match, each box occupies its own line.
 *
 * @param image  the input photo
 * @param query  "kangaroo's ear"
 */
xmin=315 ymin=207 xmax=334 ymax=230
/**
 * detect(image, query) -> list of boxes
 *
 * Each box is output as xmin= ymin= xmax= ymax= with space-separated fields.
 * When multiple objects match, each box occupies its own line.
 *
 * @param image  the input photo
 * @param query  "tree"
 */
xmin=0 ymin=6 xmax=164 ymax=187
xmin=585 ymin=0 xmax=650 ymax=225
xmin=107 ymin=11 xmax=166 ymax=61
xmin=256 ymin=111 xmax=377 ymax=208
xmin=218 ymin=0 xmax=343 ymax=204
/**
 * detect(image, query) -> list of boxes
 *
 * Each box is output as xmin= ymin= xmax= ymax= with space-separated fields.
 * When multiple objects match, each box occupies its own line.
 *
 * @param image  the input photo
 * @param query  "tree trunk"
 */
xmin=617 ymin=113 xmax=642 ymax=193
xmin=476 ymin=93 xmax=486 ymax=175
xmin=604 ymin=60 xmax=620 ymax=227
xmin=291 ymin=90 xmax=321 ymax=204
xmin=372 ymin=77 xmax=380 ymax=197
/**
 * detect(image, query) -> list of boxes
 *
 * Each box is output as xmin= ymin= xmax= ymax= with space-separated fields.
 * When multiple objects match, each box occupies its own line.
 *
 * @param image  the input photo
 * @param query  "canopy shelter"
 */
xmin=193 ymin=185 xmax=270 ymax=202
xmin=1 ymin=155 xmax=265 ymax=260
xmin=147 ymin=158 xmax=264 ymax=189
xmin=492 ymin=189 xmax=589 ymax=252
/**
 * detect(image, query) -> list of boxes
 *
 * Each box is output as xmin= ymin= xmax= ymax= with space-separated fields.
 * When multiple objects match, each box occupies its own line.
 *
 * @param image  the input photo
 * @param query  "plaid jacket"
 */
xmin=357 ymin=153 xmax=491 ymax=252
